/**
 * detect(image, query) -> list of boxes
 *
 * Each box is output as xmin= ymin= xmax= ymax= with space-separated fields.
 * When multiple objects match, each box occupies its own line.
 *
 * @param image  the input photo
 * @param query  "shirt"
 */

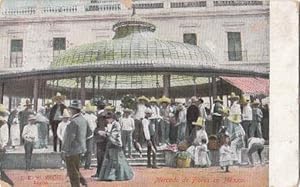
xmin=57 ymin=121 xmax=70 ymax=142
xmin=142 ymin=118 xmax=151 ymax=140
xmin=0 ymin=123 xmax=9 ymax=148
xmin=53 ymin=105 xmax=61 ymax=121
xmin=178 ymin=109 xmax=187 ymax=123
xmin=83 ymin=113 xmax=97 ymax=133
xmin=230 ymin=101 xmax=241 ymax=115
xmin=242 ymin=104 xmax=253 ymax=121
xmin=199 ymin=104 xmax=207 ymax=119
xmin=134 ymin=104 xmax=146 ymax=120
xmin=150 ymin=105 xmax=160 ymax=119
xmin=22 ymin=123 xmax=38 ymax=142
xmin=120 ymin=117 xmax=135 ymax=131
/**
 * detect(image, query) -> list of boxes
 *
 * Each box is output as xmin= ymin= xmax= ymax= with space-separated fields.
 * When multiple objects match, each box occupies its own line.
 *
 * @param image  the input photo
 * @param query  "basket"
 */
xmin=176 ymin=158 xmax=191 ymax=168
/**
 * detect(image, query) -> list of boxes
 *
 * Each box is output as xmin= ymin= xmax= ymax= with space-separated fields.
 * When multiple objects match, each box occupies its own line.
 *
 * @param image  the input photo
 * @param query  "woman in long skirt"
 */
xmin=97 ymin=112 xmax=134 ymax=181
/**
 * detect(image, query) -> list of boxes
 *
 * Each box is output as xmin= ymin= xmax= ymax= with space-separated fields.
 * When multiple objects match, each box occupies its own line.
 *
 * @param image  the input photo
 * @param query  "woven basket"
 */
xmin=176 ymin=158 xmax=191 ymax=168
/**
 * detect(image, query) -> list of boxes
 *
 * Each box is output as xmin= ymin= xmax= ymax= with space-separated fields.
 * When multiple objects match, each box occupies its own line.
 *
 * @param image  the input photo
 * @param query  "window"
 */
xmin=53 ymin=37 xmax=66 ymax=61
xmin=10 ymin=39 xmax=23 ymax=68
xmin=171 ymin=1 xmax=206 ymax=8
xmin=183 ymin=33 xmax=197 ymax=45
xmin=227 ymin=32 xmax=242 ymax=61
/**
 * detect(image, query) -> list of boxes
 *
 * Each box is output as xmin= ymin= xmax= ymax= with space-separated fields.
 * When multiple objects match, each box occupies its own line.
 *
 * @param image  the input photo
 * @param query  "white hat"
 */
xmin=144 ymin=108 xmax=153 ymax=114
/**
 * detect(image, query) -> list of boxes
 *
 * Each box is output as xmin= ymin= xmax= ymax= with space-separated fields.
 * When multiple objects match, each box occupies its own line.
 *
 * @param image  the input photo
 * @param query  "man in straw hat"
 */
xmin=186 ymin=96 xmax=200 ymax=138
xmin=62 ymin=100 xmax=92 ymax=187
xmin=228 ymin=92 xmax=241 ymax=116
xmin=133 ymin=96 xmax=149 ymax=146
xmin=82 ymin=103 xmax=97 ymax=170
xmin=57 ymin=109 xmax=71 ymax=170
xmin=159 ymin=95 xmax=172 ymax=145
xmin=22 ymin=114 xmax=38 ymax=170
xmin=0 ymin=116 xmax=14 ymax=186
xmin=18 ymin=99 xmax=34 ymax=144
xmin=120 ymin=108 xmax=135 ymax=158
xmin=250 ymin=100 xmax=263 ymax=138
xmin=149 ymin=97 xmax=161 ymax=146
xmin=143 ymin=108 xmax=159 ymax=169
xmin=211 ymin=96 xmax=224 ymax=135
xmin=240 ymin=96 xmax=252 ymax=147
xmin=49 ymin=92 xmax=67 ymax=152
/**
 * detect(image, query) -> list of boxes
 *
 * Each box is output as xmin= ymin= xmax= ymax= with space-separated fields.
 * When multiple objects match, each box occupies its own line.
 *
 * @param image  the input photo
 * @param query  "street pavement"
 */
xmin=3 ymin=165 xmax=268 ymax=187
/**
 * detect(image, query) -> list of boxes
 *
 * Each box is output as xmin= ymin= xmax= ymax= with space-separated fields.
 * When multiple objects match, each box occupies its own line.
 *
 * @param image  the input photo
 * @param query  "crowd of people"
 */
xmin=0 ymin=92 xmax=269 ymax=186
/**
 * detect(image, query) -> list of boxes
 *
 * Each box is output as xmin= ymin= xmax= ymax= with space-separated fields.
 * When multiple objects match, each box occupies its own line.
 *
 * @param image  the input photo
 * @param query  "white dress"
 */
xmin=194 ymin=144 xmax=211 ymax=167
xmin=187 ymin=129 xmax=209 ymax=166
xmin=219 ymin=144 xmax=234 ymax=167
xmin=10 ymin=118 xmax=20 ymax=146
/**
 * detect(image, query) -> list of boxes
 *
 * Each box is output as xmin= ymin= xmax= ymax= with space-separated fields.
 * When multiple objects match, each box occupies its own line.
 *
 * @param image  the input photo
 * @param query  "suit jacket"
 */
xmin=49 ymin=104 xmax=66 ymax=123
xmin=187 ymin=104 xmax=199 ymax=123
xmin=62 ymin=113 xmax=92 ymax=156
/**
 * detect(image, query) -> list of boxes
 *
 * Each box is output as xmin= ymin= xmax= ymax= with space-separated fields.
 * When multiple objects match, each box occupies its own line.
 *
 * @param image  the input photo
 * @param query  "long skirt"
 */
xmin=99 ymin=146 xmax=134 ymax=181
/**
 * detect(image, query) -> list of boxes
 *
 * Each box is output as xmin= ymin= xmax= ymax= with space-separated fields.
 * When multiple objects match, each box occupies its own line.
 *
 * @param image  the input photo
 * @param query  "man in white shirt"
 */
xmin=133 ymin=96 xmax=149 ymax=146
xmin=176 ymin=104 xmax=186 ymax=143
xmin=120 ymin=108 xmax=135 ymax=158
xmin=149 ymin=97 xmax=161 ymax=146
xmin=22 ymin=114 xmax=38 ymax=170
xmin=247 ymin=137 xmax=265 ymax=166
xmin=142 ymin=108 xmax=159 ymax=169
xmin=241 ymin=97 xmax=252 ymax=147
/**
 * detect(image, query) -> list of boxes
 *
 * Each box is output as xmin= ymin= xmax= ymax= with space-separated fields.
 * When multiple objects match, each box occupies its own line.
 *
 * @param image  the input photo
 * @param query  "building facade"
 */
xmin=0 ymin=0 xmax=269 ymax=74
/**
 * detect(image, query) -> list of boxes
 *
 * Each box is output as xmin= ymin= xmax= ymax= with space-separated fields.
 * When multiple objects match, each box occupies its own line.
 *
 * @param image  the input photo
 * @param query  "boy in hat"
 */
xmin=142 ymin=108 xmax=159 ymax=169
xmin=49 ymin=93 xmax=67 ymax=152
xmin=241 ymin=96 xmax=252 ymax=147
xmin=186 ymin=96 xmax=200 ymax=138
xmin=22 ymin=114 xmax=38 ymax=170
xmin=18 ymin=99 xmax=34 ymax=144
xmin=82 ymin=103 xmax=97 ymax=170
xmin=159 ymin=96 xmax=172 ymax=145
xmin=57 ymin=109 xmax=71 ymax=169
xmin=211 ymin=96 xmax=224 ymax=135
xmin=120 ymin=108 xmax=135 ymax=158
xmin=62 ymin=100 xmax=91 ymax=187
xmin=250 ymin=100 xmax=263 ymax=138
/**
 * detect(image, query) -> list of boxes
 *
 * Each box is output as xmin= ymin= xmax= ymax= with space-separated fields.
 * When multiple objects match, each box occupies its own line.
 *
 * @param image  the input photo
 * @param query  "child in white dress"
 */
xmin=219 ymin=135 xmax=234 ymax=172
xmin=194 ymin=139 xmax=211 ymax=168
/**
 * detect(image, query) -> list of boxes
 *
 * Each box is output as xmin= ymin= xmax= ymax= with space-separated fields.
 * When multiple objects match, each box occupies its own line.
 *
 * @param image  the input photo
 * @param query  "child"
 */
xmin=195 ymin=139 xmax=211 ymax=168
xmin=57 ymin=109 xmax=70 ymax=170
xmin=219 ymin=134 xmax=234 ymax=172
xmin=22 ymin=114 xmax=38 ymax=170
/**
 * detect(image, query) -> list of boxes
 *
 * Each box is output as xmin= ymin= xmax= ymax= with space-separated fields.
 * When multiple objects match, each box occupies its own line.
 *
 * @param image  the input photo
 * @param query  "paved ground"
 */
xmin=2 ymin=165 xmax=268 ymax=187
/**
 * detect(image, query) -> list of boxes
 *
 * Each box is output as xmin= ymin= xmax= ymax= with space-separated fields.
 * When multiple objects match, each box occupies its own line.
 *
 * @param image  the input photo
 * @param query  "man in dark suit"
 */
xmin=49 ymin=93 xmax=66 ymax=152
xmin=186 ymin=96 xmax=200 ymax=138
xmin=62 ymin=100 xmax=92 ymax=187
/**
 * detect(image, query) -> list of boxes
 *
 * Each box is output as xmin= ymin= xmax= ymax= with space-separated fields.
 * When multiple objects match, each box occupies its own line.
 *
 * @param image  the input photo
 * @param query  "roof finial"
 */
xmin=132 ymin=4 xmax=136 ymax=16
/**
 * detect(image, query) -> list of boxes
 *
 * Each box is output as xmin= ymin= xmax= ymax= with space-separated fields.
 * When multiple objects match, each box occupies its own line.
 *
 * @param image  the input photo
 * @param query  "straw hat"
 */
xmin=105 ymin=105 xmax=115 ymax=111
xmin=52 ymin=92 xmax=66 ymax=102
xmin=228 ymin=114 xmax=242 ymax=124
xmin=62 ymin=109 xmax=71 ymax=118
xmin=123 ymin=108 xmax=132 ymax=113
xmin=0 ymin=116 xmax=6 ymax=122
xmin=221 ymin=107 xmax=230 ymax=116
xmin=192 ymin=117 xmax=205 ymax=127
xmin=84 ymin=103 xmax=97 ymax=113
xmin=159 ymin=95 xmax=171 ymax=104
xmin=229 ymin=92 xmax=240 ymax=100
xmin=190 ymin=96 xmax=198 ymax=103
xmin=68 ymin=100 xmax=82 ymax=110
xmin=137 ymin=95 xmax=150 ymax=103
xmin=240 ymin=96 xmax=249 ymax=105
xmin=144 ymin=108 xmax=153 ymax=114
xmin=28 ymin=114 xmax=36 ymax=121
xmin=149 ymin=97 xmax=158 ymax=104
xmin=23 ymin=99 xmax=33 ymax=107
xmin=0 ymin=104 xmax=9 ymax=115
xmin=213 ymin=96 xmax=223 ymax=103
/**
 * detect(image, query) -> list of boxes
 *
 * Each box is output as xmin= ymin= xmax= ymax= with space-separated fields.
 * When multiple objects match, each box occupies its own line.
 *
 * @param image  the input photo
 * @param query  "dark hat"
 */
xmin=68 ymin=100 xmax=82 ymax=110
xmin=105 ymin=111 xmax=115 ymax=119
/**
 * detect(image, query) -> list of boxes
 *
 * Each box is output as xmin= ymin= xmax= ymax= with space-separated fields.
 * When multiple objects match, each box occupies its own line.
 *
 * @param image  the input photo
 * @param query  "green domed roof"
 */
xmin=51 ymin=16 xmax=218 ymax=69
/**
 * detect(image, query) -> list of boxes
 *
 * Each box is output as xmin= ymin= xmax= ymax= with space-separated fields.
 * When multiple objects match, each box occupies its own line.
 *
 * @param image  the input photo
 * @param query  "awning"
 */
xmin=220 ymin=76 xmax=269 ymax=96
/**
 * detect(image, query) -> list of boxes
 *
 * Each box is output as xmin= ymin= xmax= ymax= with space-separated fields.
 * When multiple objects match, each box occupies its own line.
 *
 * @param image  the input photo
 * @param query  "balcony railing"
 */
xmin=226 ymin=50 xmax=248 ymax=61
xmin=0 ymin=0 xmax=268 ymax=16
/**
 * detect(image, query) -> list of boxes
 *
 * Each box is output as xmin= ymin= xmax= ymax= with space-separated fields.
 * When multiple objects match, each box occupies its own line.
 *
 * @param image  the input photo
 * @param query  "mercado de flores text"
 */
xmin=0 ymin=0 xmax=269 ymax=174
